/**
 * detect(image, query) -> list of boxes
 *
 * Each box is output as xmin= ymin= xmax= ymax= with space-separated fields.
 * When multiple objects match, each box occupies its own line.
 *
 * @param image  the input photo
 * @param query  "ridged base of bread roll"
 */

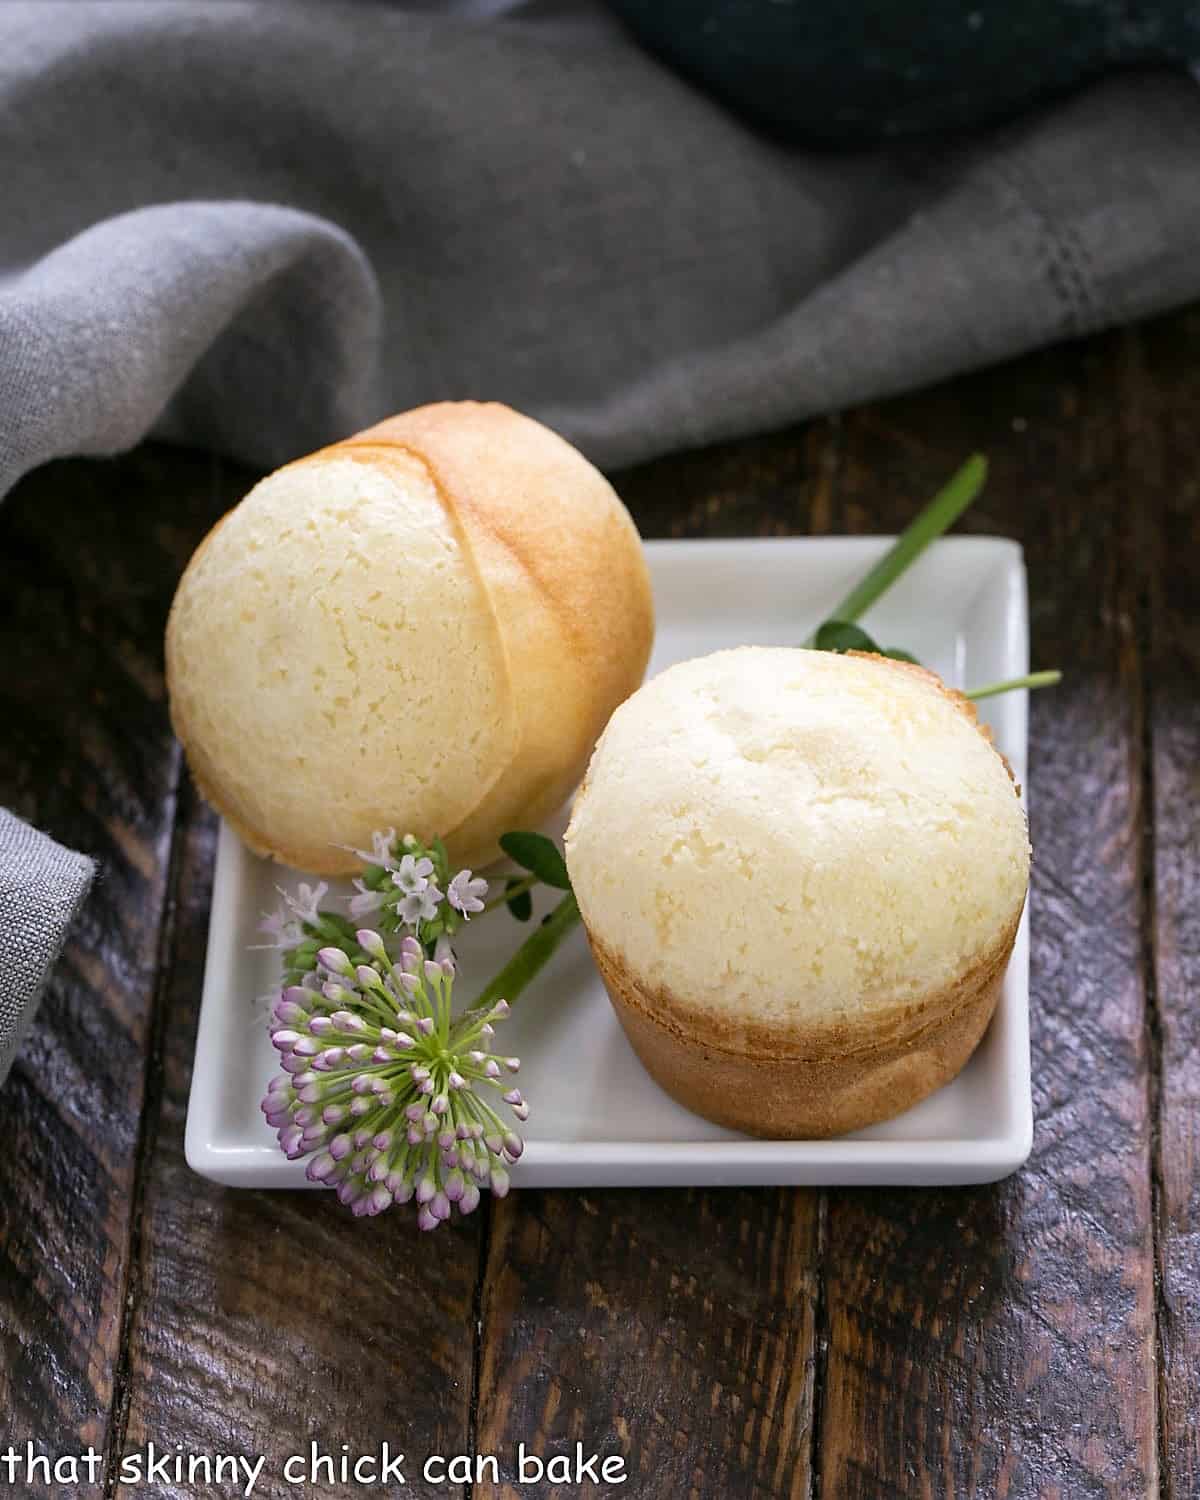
xmin=587 ymin=917 xmax=1020 ymax=1139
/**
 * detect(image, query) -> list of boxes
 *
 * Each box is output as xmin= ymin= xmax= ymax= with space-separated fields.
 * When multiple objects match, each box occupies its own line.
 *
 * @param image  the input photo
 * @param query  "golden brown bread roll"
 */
xmin=564 ymin=646 xmax=1029 ymax=1138
xmin=166 ymin=401 xmax=654 ymax=873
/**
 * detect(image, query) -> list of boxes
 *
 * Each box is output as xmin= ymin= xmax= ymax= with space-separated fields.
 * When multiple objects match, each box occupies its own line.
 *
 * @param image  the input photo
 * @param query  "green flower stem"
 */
xmin=802 ymin=454 xmax=988 ymax=646
xmin=472 ymin=892 xmax=581 ymax=1010
xmin=964 ymin=669 xmax=1063 ymax=702
xmin=482 ymin=875 xmax=537 ymax=915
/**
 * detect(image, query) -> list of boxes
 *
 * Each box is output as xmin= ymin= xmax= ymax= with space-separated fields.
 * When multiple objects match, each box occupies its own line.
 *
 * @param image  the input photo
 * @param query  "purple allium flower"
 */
xmin=447 ymin=869 xmax=488 ymax=918
xmin=317 ymin=947 xmax=355 ymax=979
xmin=262 ymin=933 xmax=525 ymax=1228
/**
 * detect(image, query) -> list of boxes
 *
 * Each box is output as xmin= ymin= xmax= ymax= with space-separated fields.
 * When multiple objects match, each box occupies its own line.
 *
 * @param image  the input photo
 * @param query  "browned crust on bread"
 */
xmin=339 ymin=402 xmax=654 ymax=729
xmin=591 ymin=913 xmax=1019 ymax=1139
xmin=334 ymin=403 xmax=654 ymax=861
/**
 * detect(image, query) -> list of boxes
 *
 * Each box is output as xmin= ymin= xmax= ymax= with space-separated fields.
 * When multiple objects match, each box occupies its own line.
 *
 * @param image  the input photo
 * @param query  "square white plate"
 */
xmin=186 ymin=536 xmax=1032 ymax=1189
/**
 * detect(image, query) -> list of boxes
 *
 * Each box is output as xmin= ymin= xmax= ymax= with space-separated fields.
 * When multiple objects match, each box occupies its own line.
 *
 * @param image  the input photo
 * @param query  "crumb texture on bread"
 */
xmin=166 ymin=449 xmax=514 ymax=872
xmin=564 ymin=646 xmax=1030 ymax=1036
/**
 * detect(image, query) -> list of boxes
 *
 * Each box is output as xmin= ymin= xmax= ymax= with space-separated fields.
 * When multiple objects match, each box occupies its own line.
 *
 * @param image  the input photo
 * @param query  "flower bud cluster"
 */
xmin=262 ymin=930 xmax=525 ymax=1226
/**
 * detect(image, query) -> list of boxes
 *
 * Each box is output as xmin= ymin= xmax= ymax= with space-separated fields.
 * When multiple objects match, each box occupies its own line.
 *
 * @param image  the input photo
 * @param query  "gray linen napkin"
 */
xmin=3 ymin=3 xmax=1200 ymax=491
xmin=0 ymin=813 xmax=95 ymax=1086
xmin=3 ymin=0 xmax=1200 ymax=1073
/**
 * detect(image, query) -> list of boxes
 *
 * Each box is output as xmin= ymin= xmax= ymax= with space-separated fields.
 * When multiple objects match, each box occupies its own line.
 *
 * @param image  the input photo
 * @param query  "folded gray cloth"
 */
xmin=3 ymin=0 xmax=1200 ymax=1070
xmin=0 ymin=812 xmax=95 ymax=1086
xmin=3 ymin=2 xmax=1200 ymax=491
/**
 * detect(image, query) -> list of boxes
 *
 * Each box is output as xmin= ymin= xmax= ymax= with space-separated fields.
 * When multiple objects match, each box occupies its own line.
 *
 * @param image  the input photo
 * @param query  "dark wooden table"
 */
xmin=2 ymin=306 xmax=1197 ymax=1500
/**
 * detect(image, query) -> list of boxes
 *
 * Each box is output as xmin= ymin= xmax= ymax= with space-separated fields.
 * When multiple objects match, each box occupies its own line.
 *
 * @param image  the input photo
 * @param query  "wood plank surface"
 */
xmin=476 ymin=1186 xmax=823 ymax=1500
xmin=0 ymin=449 xmax=221 ymax=1490
xmin=1135 ymin=306 xmax=1200 ymax=1500
xmin=815 ymin=335 xmax=1159 ymax=1497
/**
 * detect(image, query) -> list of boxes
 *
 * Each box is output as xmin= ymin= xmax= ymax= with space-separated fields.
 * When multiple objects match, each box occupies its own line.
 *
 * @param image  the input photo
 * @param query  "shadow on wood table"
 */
xmin=1 ymin=307 xmax=1197 ymax=1499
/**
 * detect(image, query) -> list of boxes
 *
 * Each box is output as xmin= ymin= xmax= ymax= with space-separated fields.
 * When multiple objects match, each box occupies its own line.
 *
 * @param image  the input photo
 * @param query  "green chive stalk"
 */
xmin=472 ymin=892 xmax=581 ymax=1011
xmin=802 ymin=453 xmax=988 ymax=645
xmin=965 ymin=670 xmax=1062 ymax=702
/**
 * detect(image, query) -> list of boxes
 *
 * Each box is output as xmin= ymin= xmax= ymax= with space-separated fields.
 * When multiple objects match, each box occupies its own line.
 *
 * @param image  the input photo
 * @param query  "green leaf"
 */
xmin=505 ymin=878 xmax=533 ymax=922
xmin=813 ymin=619 xmax=879 ymax=654
xmin=499 ymin=831 xmax=572 ymax=890
xmin=313 ymin=911 xmax=359 ymax=943
xmin=813 ymin=619 xmax=921 ymax=666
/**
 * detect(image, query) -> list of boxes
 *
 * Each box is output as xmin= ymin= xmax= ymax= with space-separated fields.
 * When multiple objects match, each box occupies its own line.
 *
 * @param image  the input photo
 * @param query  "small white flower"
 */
xmin=397 ymin=882 xmax=443 ymax=927
xmin=349 ymin=878 xmax=386 ymax=919
xmin=447 ymin=869 xmax=487 ymax=918
xmin=283 ymin=881 xmax=329 ymax=928
xmin=255 ymin=904 xmax=303 ymax=950
xmin=392 ymin=854 xmax=435 ymax=897
xmin=349 ymin=828 xmax=399 ymax=869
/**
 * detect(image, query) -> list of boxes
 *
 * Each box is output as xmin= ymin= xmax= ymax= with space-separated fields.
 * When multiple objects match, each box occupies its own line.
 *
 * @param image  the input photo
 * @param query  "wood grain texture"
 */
xmin=0 ymin=448 xmax=223 ymax=1486
xmin=476 ymin=1186 xmax=822 ymax=1500
xmin=1131 ymin=307 xmax=1200 ymax=1500
xmin=110 ymin=464 xmax=483 ymax=1500
xmin=815 ymin=335 xmax=1159 ymax=1498
xmin=615 ymin=418 xmax=839 ymax=541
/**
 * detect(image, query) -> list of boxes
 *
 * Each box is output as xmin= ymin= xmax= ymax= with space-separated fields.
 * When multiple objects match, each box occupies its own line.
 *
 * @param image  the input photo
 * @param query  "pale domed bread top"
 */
xmin=166 ymin=402 xmax=653 ymax=874
xmin=167 ymin=448 xmax=514 ymax=871
xmin=564 ymin=646 xmax=1030 ymax=1035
